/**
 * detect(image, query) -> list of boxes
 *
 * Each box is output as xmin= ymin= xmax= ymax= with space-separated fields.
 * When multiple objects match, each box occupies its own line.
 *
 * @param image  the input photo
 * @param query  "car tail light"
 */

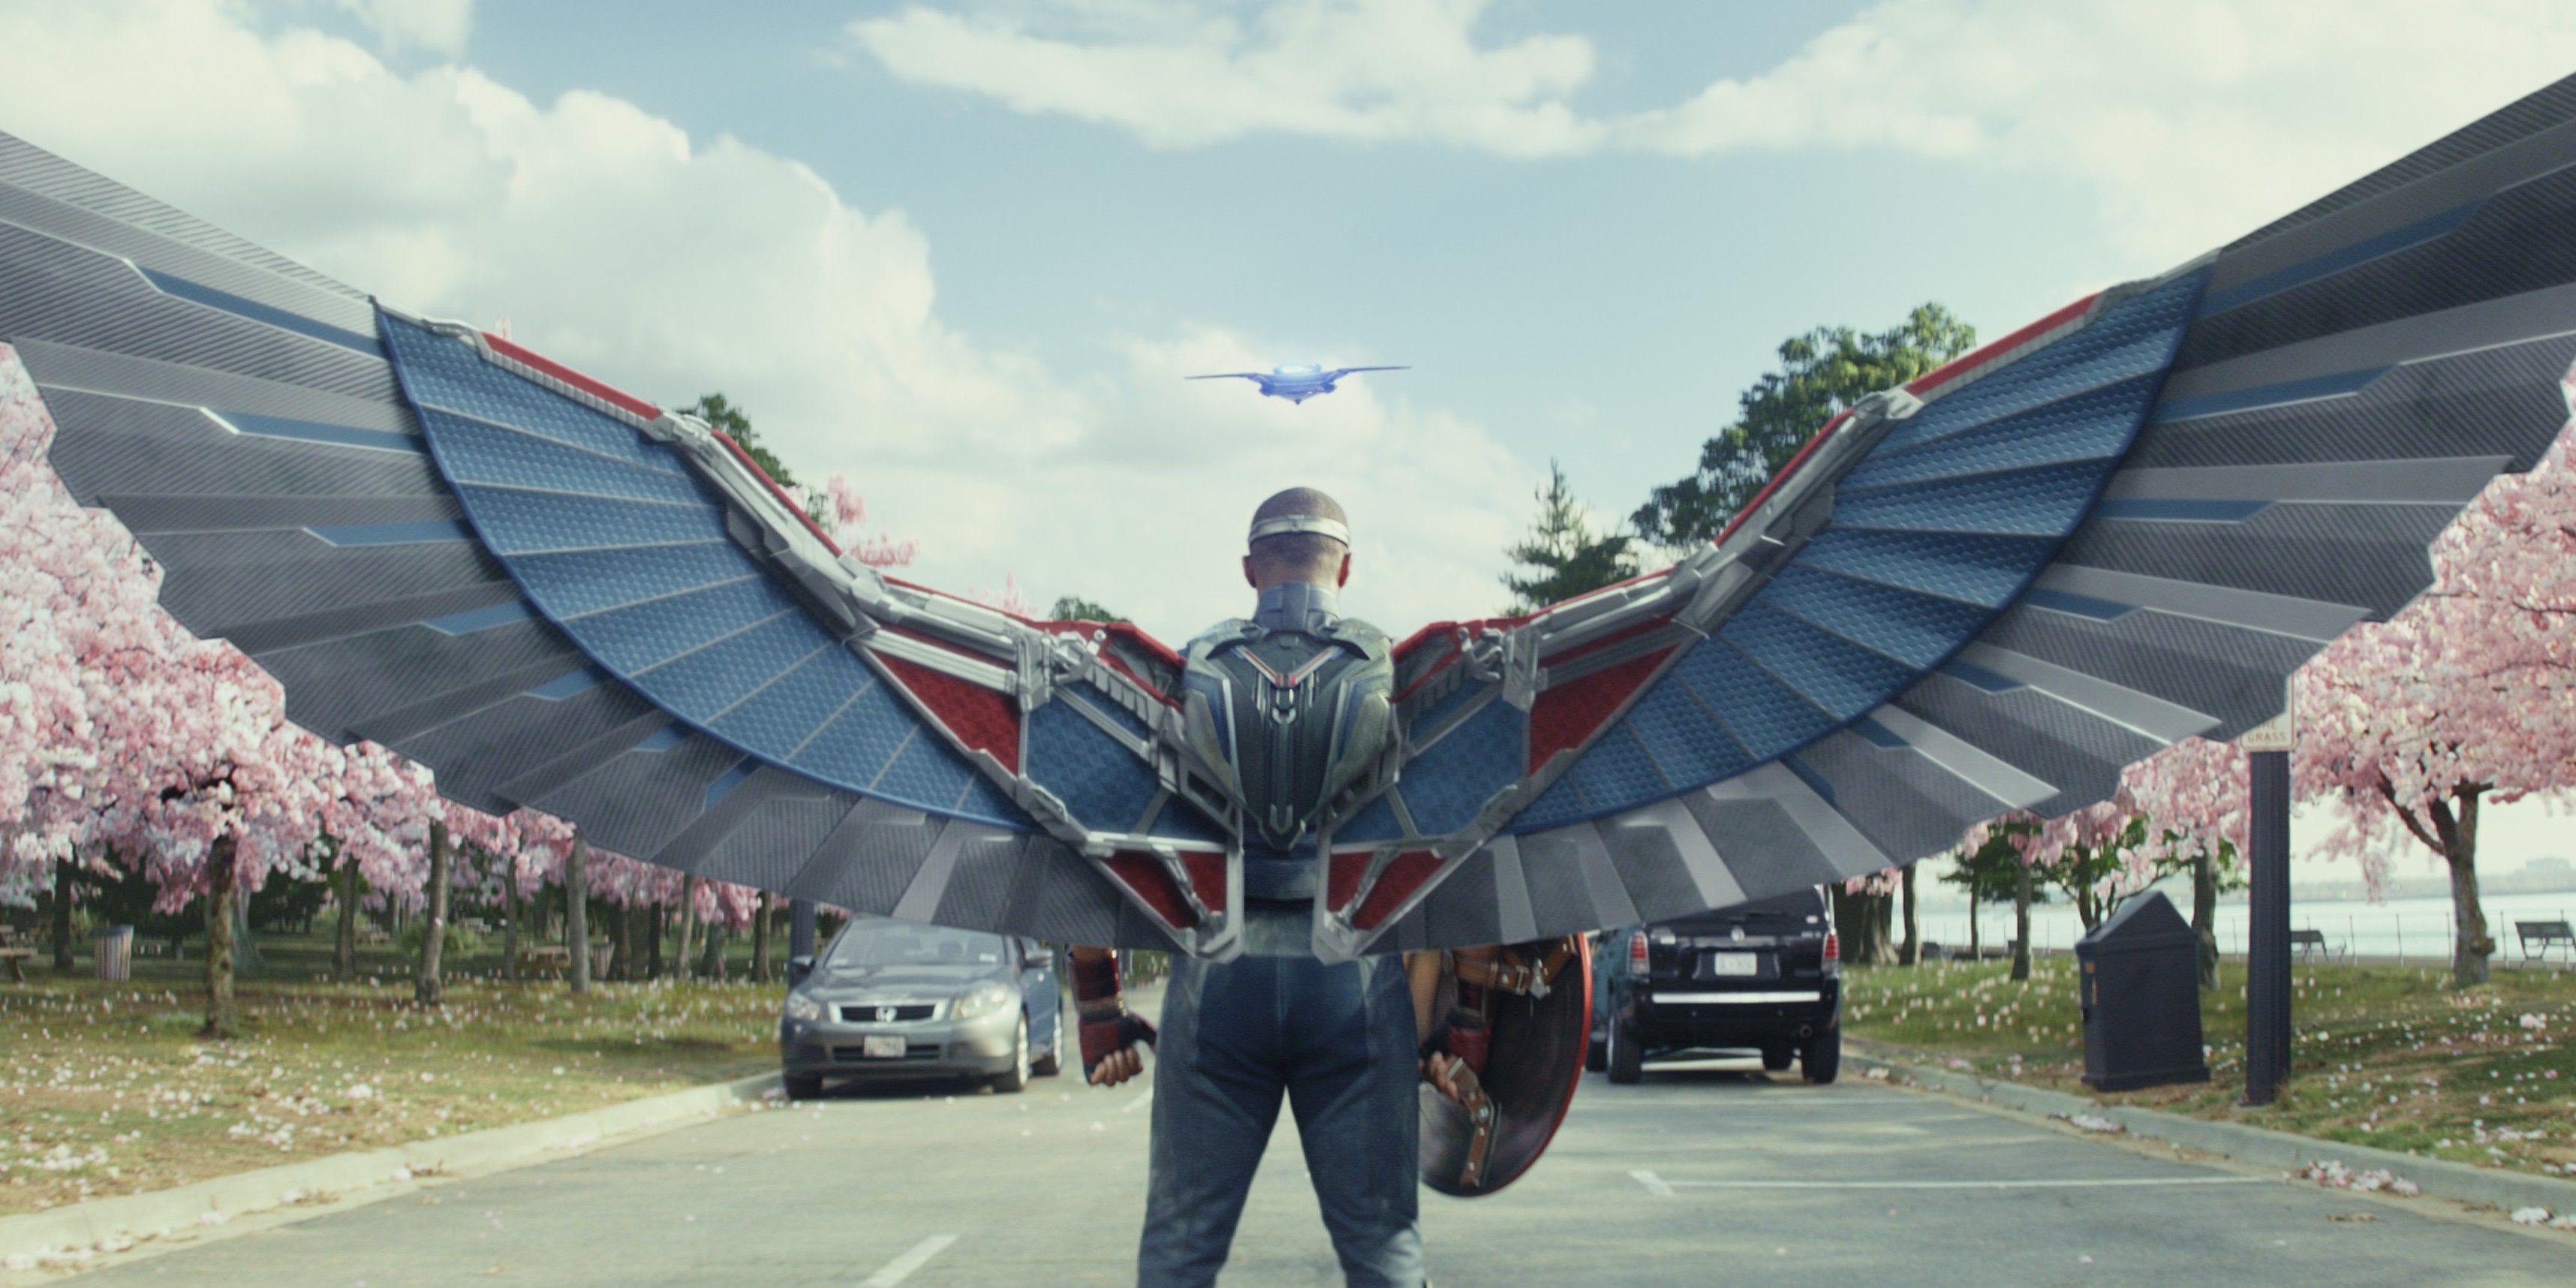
xmin=1628 ymin=929 xmax=1649 ymax=972
xmin=1822 ymin=930 xmax=1840 ymax=968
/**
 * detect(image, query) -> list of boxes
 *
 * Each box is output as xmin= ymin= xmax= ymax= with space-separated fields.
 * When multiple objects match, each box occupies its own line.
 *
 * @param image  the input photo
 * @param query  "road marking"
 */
xmin=1631 ymin=1174 xmax=2268 ymax=1193
xmin=1123 ymin=1090 xmax=1154 ymax=1114
xmin=861 ymin=1234 xmax=958 ymax=1286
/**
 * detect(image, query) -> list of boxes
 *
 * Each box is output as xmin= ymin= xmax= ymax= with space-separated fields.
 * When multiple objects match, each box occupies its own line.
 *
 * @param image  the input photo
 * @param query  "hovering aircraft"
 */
xmin=1185 ymin=363 xmax=1407 ymax=404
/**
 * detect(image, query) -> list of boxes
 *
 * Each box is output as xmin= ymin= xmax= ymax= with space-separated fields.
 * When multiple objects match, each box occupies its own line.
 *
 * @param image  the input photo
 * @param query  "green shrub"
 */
xmin=396 ymin=920 xmax=483 ymax=961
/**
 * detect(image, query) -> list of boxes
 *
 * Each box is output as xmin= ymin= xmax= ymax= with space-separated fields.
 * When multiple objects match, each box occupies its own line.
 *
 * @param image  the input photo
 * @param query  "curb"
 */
xmin=1 ymin=1070 xmax=780 ymax=1269
xmin=1846 ymin=1047 xmax=2576 ymax=1219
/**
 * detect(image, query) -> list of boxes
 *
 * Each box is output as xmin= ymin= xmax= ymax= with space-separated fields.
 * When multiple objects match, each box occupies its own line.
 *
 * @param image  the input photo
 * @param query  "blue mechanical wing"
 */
xmin=1309 ymin=74 xmax=2576 ymax=958
xmin=0 ymin=130 xmax=1235 ymax=954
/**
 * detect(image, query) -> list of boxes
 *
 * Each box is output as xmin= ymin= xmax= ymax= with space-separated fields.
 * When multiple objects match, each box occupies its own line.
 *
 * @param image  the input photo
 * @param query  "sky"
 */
xmin=2 ymin=0 xmax=2570 ymax=877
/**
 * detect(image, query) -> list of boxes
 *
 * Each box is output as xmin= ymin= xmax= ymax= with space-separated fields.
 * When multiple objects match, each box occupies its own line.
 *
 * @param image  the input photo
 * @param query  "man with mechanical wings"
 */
xmin=9 ymin=73 xmax=2576 ymax=1288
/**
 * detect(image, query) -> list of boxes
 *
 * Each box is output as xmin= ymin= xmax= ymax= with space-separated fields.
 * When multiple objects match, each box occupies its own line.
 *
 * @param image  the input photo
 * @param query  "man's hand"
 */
xmin=1079 ymin=1011 xmax=1157 ymax=1085
xmin=1422 ymin=1051 xmax=1473 ymax=1106
xmin=1089 ymin=1046 xmax=1145 ymax=1087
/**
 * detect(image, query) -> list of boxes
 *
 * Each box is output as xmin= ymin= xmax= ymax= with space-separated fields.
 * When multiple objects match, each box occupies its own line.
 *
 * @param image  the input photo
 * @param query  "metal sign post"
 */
xmin=2240 ymin=690 xmax=2295 ymax=1106
xmin=790 ymin=898 xmax=817 ymax=964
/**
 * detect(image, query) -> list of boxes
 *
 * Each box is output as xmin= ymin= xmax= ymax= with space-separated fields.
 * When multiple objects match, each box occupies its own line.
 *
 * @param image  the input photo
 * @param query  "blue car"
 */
xmin=780 ymin=919 xmax=1065 ymax=1097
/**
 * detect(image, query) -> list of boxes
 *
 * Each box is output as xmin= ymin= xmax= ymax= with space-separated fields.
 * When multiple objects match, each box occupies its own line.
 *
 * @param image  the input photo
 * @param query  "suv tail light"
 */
xmin=1822 ymin=930 xmax=1840 ymax=971
xmin=1628 ymin=929 xmax=1649 ymax=972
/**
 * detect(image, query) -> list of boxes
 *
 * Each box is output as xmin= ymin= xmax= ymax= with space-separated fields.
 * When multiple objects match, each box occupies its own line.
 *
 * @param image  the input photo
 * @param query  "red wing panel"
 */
xmin=876 ymin=653 xmax=1022 ymax=774
xmin=1353 ymin=850 xmax=1444 ymax=931
xmin=1179 ymin=850 xmax=1229 ymax=916
xmin=1525 ymin=646 xmax=1674 ymax=775
xmin=1102 ymin=850 xmax=1199 ymax=928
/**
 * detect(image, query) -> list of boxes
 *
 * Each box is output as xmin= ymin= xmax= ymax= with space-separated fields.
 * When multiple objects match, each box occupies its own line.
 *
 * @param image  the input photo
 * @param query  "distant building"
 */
xmin=2515 ymin=856 xmax=2575 ymax=892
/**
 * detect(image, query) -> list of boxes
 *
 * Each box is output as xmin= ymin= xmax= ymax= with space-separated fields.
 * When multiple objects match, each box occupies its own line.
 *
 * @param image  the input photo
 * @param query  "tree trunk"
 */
xmin=567 ymin=832 xmax=591 ymax=995
xmin=1967 ymin=897 xmax=1980 ymax=957
xmin=1897 ymin=865 xmax=1920 ymax=966
xmin=202 ymin=836 xmax=240 ymax=1039
xmin=334 ymin=854 xmax=360 ymax=980
xmin=2432 ymin=790 xmax=2493 ymax=987
xmin=648 ymin=903 xmax=666 ymax=980
xmin=51 ymin=854 xmax=75 ymax=971
xmin=675 ymin=879 xmax=700 ymax=983
xmin=2191 ymin=847 xmax=2219 ymax=992
xmin=612 ymin=901 xmax=635 ymax=982
xmin=699 ymin=923 xmax=727 ymax=980
xmin=753 ymin=890 xmax=774 ymax=983
xmin=416 ymin=820 xmax=451 ymax=1007
xmin=501 ymin=855 xmax=521 ymax=983
xmin=1828 ymin=886 xmax=1898 ymax=965
xmin=2010 ymin=857 xmax=2033 ymax=982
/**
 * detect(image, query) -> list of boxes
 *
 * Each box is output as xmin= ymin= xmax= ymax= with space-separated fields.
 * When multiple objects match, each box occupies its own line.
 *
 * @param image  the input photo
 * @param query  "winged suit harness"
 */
xmin=1180 ymin=582 xmax=1397 ymax=894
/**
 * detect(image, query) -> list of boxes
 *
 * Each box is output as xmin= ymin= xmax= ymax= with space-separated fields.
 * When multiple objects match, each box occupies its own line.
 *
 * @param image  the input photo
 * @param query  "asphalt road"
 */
xmin=50 ymin=1057 xmax=2576 ymax=1286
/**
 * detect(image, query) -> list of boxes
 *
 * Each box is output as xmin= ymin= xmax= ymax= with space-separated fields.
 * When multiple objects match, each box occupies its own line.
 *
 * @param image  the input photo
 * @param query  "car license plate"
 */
xmin=1704 ymin=951 xmax=1759 ymax=977
xmin=862 ymin=1035 xmax=907 ymax=1059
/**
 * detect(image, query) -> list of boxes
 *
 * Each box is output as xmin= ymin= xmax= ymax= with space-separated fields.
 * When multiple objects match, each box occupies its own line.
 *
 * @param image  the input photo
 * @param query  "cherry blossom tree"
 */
xmin=2122 ymin=737 xmax=2249 ymax=988
xmin=2295 ymin=387 xmax=2576 ymax=988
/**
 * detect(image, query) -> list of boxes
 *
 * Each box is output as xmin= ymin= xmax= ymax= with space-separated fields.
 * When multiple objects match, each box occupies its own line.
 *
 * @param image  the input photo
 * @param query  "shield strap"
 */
xmin=1452 ymin=943 xmax=1577 ymax=998
xmin=1434 ymin=1063 xmax=1501 ymax=1190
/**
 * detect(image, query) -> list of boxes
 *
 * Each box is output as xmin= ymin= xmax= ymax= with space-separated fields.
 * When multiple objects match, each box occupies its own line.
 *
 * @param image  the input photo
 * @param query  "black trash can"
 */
xmin=2075 ymin=892 xmax=2210 ymax=1091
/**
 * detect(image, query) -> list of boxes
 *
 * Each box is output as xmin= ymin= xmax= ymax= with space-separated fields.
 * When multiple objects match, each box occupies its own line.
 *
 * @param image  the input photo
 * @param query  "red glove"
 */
xmin=1073 ymin=950 xmax=1156 ymax=1079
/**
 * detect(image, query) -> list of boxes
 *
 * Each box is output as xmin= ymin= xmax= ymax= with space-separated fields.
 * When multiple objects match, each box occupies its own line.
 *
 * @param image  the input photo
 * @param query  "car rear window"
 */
xmin=826 ymin=922 xmax=1007 ymax=967
xmin=1660 ymin=890 xmax=1825 ymax=936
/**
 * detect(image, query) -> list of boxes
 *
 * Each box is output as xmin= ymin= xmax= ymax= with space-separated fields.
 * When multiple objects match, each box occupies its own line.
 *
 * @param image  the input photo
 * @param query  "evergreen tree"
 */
xmin=1500 ymin=461 xmax=1638 ymax=614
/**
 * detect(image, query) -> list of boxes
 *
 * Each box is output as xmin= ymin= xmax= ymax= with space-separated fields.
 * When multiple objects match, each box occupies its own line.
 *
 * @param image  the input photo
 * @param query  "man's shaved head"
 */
xmin=1246 ymin=487 xmax=1350 ymax=589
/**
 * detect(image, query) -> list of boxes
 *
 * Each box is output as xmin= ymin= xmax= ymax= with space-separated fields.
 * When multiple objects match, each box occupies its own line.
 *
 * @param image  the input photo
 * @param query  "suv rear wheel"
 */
xmin=1606 ymin=1013 xmax=1643 ymax=1085
xmin=1801 ymin=1024 xmax=1841 ymax=1085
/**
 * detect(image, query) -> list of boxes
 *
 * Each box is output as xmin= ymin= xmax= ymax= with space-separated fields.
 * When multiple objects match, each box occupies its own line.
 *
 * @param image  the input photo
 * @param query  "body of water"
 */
xmin=1912 ymin=888 xmax=2576 ymax=963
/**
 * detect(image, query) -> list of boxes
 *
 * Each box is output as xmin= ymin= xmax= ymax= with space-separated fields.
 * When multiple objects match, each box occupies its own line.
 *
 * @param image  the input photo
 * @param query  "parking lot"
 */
xmin=40 ymin=1043 xmax=2574 ymax=1287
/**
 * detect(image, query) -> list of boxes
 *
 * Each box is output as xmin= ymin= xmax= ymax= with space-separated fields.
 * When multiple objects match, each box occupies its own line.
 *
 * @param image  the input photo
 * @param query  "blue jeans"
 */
xmin=1139 ymin=904 xmax=1424 ymax=1288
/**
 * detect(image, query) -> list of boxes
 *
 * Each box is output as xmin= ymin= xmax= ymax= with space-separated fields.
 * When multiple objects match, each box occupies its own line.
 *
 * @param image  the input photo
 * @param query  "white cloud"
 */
xmin=334 ymin=0 xmax=473 ymax=57
xmin=0 ymin=0 xmax=1536 ymax=640
xmin=1619 ymin=0 xmax=2576 ymax=264
xmin=850 ymin=0 xmax=1604 ymax=157
xmin=852 ymin=0 xmax=2576 ymax=264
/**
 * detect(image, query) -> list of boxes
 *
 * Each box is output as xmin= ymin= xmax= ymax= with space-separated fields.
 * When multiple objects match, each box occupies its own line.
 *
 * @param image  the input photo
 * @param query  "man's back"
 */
xmin=1180 ymin=579 xmax=1396 ymax=856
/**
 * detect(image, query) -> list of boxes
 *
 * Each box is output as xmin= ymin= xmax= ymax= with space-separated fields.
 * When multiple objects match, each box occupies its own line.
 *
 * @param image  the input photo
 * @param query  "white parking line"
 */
xmin=1629 ymin=1172 xmax=2268 ymax=1194
xmin=861 ymin=1234 xmax=958 ymax=1286
xmin=1122 ymin=1089 xmax=1154 ymax=1114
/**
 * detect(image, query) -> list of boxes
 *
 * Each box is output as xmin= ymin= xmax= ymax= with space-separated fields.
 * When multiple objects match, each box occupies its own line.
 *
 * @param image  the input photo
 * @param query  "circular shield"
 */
xmin=1418 ymin=934 xmax=1591 ymax=1196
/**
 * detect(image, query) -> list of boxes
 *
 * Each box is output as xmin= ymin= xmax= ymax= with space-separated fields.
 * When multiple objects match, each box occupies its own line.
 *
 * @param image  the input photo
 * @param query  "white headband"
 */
xmin=1247 ymin=514 xmax=1351 ymax=548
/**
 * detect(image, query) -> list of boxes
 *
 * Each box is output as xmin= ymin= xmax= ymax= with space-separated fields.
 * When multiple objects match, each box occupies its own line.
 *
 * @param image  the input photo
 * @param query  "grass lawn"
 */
xmin=1841 ymin=956 xmax=2574 ymax=1180
xmin=0 ymin=928 xmax=784 ymax=1216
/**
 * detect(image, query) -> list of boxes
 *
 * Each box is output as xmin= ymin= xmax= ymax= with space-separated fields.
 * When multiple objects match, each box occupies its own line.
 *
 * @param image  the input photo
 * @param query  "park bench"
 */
xmin=2516 ymin=919 xmax=2574 ymax=964
xmin=516 ymin=945 xmax=572 ymax=977
xmin=0 ymin=944 xmax=30 ymax=983
xmin=2290 ymin=928 xmax=2344 ymax=961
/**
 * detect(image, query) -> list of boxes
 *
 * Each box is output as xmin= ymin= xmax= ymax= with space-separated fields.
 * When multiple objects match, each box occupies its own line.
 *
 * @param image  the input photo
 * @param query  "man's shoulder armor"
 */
xmin=1178 ymin=618 xmax=1395 ymax=852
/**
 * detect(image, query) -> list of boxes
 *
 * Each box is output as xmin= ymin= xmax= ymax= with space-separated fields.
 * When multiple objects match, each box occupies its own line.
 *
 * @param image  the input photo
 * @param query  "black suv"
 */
xmin=1590 ymin=887 xmax=1841 ymax=1084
